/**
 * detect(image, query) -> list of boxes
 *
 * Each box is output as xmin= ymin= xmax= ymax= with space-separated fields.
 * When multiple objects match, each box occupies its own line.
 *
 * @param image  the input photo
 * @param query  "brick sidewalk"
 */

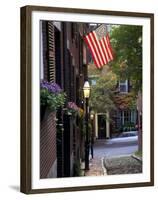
xmin=84 ymin=157 xmax=106 ymax=176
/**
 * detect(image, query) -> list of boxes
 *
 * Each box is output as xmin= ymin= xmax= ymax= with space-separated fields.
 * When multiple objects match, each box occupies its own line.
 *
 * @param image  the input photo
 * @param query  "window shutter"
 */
xmin=47 ymin=21 xmax=56 ymax=82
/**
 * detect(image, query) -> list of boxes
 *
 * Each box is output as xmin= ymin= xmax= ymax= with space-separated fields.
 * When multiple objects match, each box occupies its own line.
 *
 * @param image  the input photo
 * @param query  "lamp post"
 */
xmin=83 ymin=81 xmax=90 ymax=170
xmin=90 ymin=112 xmax=94 ymax=159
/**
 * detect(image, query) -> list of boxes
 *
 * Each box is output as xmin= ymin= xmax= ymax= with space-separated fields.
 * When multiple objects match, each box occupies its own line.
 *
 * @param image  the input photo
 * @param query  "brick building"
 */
xmin=40 ymin=21 xmax=89 ymax=178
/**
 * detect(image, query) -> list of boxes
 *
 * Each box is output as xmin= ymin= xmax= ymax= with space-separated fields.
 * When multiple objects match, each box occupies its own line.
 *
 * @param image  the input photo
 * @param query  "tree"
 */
xmin=110 ymin=25 xmax=142 ymax=93
xmin=89 ymin=70 xmax=117 ymax=113
xmin=110 ymin=25 xmax=142 ymax=151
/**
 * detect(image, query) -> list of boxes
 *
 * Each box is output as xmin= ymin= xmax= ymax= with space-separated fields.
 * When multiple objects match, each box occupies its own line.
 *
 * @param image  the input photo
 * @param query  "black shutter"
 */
xmin=47 ymin=21 xmax=56 ymax=82
xmin=54 ymin=27 xmax=62 ymax=86
xmin=63 ymin=23 xmax=70 ymax=100
xmin=41 ymin=21 xmax=48 ymax=80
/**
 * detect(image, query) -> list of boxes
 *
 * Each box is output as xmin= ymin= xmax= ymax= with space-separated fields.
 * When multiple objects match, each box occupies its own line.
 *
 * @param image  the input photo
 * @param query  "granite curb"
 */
xmin=131 ymin=154 xmax=142 ymax=163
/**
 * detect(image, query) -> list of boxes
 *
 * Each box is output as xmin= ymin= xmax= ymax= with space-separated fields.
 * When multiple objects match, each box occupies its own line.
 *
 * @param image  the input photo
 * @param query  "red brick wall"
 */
xmin=40 ymin=21 xmax=57 ymax=178
xmin=40 ymin=111 xmax=56 ymax=178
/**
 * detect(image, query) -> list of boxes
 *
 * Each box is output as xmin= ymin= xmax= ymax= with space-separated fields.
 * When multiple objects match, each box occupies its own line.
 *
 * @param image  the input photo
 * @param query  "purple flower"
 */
xmin=40 ymin=80 xmax=62 ymax=94
xmin=67 ymin=102 xmax=79 ymax=111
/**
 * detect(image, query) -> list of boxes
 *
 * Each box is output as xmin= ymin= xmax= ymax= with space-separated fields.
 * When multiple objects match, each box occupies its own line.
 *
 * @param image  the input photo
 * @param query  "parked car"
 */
xmin=117 ymin=131 xmax=138 ymax=138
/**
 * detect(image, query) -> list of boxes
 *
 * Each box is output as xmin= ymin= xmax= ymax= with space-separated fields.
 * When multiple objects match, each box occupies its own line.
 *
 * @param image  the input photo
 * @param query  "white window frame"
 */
xmin=121 ymin=110 xmax=137 ymax=125
xmin=119 ymin=80 xmax=128 ymax=93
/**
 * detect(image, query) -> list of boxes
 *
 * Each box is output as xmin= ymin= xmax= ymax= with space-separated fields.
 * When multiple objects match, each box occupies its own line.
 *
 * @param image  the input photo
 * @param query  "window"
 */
xmin=119 ymin=80 xmax=128 ymax=93
xmin=123 ymin=110 xmax=131 ymax=124
xmin=91 ymin=79 xmax=97 ymax=85
xmin=131 ymin=110 xmax=137 ymax=123
xmin=121 ymin=110 xmax=137 ymax=125
xmin=89 ymin=77 xmax=98 ymax=86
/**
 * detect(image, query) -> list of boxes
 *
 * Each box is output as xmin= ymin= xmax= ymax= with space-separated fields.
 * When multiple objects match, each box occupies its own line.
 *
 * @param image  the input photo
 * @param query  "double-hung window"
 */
xmin=119 ymin=80 xmax=128 ymax=93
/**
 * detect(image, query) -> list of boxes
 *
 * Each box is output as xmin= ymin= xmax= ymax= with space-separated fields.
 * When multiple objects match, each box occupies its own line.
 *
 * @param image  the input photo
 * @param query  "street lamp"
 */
xmin=90 ymin=112 xmax=94 ymax=159
xmin=83 ymin=81 xmax=90 ymax=98
xmin=90 ymin=113 xmax=94 ymax=120
xmin=83 ymin=81 xmax=90 ymax=170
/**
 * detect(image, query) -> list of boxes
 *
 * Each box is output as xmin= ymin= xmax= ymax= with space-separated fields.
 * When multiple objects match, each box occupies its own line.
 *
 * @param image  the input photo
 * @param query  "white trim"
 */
xmin=106 ymin=112 xmax=110 ymax=138
xmin=95 ymin=113 xmax=98 ymax=138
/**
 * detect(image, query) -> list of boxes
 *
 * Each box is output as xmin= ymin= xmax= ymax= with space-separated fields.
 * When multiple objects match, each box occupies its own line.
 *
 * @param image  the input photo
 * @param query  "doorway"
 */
xmin=98 ymin=114 xmax=106 ymax=139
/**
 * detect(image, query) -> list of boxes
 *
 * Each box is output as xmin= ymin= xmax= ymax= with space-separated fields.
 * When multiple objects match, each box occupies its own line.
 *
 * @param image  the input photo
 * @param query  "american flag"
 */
xmin=84 ymin=24 xmax=114 ymax=69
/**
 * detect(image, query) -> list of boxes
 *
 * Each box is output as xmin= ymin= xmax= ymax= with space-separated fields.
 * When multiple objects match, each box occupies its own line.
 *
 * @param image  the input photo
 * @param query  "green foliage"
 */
xmin=89 ymin=71 xmax=117 ymax=113
xmin=110 ymin=25 xmax=142 ymax=92
xmin=122 ymin=122 xmax=136 ymax=132
xmin=113 ymin=92 xmax=137 ymax=110
xmin=134 ymin=150 xmax=142 ymax=158
xmin=112 ymin=122 xmax=136 ymax=134
xmin=65 ymin=102 xmax=79 ymax=117
xmin=40 ymin=88 xmax=66 ymax=111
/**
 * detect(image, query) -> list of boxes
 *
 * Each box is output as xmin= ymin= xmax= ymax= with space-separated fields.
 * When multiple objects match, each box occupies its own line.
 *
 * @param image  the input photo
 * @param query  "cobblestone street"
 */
xmin=104 ymin=155 xmax=142 ymax=175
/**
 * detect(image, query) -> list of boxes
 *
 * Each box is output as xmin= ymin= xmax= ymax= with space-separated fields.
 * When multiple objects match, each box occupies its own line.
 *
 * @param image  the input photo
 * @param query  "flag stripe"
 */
xmin=104 ymin=36 xmax=113 ymax=60
xmin=89 ymin=33 xmax=103 ymax=67
xmin=84 ymin=36 xmax=100 ymax=68
xmin=86 ymin=35 xmax=101 ymax=68
xmin=83 ymin=25 xmax=114 ymax=68
xmin=106 ymin=34 xmax=114 ymax=60
xmin=103 ymin=37 xmax=111 ymax=61
xmin=99 ymin=39 xmax=108 ymax=64
xmin=84 ymin=36 xmax=99 ymax=67
xmin=101 ymin=37 xmax=110 ymax=62
xmin=92 ymin=31 xmax=106 ymax=65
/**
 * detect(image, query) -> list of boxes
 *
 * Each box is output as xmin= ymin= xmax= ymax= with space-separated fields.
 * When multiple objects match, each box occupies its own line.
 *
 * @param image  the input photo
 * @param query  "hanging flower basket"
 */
xmin=65 ymin=102 xmax=79 ymax=117
xmin=40 ymin=80 xmax=66 ymax=121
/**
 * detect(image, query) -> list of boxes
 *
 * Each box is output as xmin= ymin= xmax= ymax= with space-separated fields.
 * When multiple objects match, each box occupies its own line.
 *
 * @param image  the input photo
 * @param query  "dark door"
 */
xmin=98 ymin=115 xmax=106 ymax=139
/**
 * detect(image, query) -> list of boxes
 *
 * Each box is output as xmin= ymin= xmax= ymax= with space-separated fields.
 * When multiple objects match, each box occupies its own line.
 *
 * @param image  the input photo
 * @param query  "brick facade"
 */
xmin=40 ymin=111 xmax=57 ymax=178
xmin=40 ymin=21 xmax=89 ymax=178
xmin=40 ymin=21 xmax=57 ymax=178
